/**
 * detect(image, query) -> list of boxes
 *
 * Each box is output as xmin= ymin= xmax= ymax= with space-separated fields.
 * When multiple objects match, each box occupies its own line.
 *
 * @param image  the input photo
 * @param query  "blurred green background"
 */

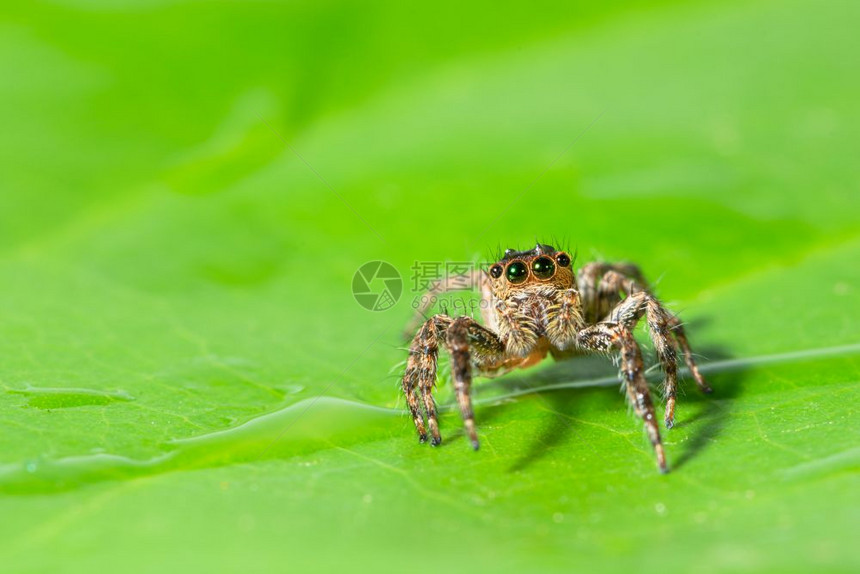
xmin=1 ymin=0 xmax=858 ymax=572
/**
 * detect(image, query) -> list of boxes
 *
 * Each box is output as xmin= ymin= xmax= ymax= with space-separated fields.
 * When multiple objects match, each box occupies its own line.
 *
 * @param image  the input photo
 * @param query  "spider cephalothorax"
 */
xmin=401 ymin=242 xmax=711 ymax=473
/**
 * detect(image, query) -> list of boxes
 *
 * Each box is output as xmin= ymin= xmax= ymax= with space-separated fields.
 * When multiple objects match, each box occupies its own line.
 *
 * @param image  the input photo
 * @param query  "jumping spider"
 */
xmin=401 ymin=243 xmax=711 ymax=473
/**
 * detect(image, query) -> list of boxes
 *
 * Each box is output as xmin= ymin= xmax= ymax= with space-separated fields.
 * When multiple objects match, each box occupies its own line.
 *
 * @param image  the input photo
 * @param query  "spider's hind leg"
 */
xmin=665 ymin=315 xmax=712 ymax=396
xmin=578 ymin=262 xmax=647 ymax=323
xmin=402 ymin=269 xmax=485 ymax=341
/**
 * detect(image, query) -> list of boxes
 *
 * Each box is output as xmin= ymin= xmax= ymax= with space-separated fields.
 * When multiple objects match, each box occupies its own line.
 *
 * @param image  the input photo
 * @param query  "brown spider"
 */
xmin=401 ymin=243 xmax=712 ymax=473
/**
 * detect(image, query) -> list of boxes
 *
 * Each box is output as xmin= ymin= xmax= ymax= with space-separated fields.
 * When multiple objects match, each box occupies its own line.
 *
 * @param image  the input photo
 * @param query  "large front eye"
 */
xmin=532 ymin=256 xmax=555 ymax=279
xmin=505 ymin=261 xmax=528 ymax=284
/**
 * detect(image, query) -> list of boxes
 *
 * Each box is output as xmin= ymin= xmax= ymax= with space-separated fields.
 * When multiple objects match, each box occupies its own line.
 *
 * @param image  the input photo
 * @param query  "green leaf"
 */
xmin=0 ymin=0 xmax=858 ymax=572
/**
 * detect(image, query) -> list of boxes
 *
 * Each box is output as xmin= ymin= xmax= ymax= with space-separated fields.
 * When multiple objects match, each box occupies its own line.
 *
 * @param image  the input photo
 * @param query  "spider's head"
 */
xmin=486 ymin=243 xmax=575 ymax=295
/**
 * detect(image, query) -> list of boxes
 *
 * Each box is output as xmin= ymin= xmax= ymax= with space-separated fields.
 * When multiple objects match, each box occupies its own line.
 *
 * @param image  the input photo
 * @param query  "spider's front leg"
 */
xmin=577 ymin=322 xmax=668 ymax=473
xmin=402 ymin=314 xmax=452 ymax=445
xmin=402 ymin=314 xmax=505 ymax=449
xmin=581 ymin=264 xmax=712 ymax=428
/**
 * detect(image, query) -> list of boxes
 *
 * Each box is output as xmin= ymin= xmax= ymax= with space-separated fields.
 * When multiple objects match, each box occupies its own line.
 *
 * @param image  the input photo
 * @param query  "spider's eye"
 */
xmin=489 ymin=264 xmax=503 ymax=279
xmin=556 ymin=252 xmax=571 ymax=267
xmin=532 ymin=256 xmax=555 ymax=279
xmin=505 ymin=261 xmax=528 ymax=284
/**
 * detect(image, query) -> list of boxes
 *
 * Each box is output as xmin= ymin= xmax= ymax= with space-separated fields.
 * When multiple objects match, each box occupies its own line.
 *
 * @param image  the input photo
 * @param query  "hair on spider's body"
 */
xmin=401 ymin=242 xmax=712 ymax=473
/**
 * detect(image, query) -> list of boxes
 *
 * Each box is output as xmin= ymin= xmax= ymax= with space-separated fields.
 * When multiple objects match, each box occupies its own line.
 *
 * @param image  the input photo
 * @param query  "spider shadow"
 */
xmin=670 ymin=353 xmax=747 ymax=470
xmin=464 ymin=337 xmax=746 ymax=472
